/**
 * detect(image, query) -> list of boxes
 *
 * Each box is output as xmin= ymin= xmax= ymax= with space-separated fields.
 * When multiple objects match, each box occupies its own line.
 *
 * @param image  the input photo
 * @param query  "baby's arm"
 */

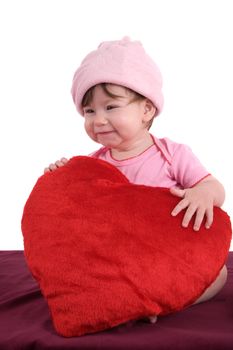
xmin=44 ymin=157 xmax=68 ymax=174
xmin=170 ymin=175 xmax=225 ymax=231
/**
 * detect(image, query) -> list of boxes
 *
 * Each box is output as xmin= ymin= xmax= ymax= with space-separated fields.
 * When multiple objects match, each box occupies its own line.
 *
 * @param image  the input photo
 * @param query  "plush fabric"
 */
xmin=0 ymin=250 xmax=233 ymax=350
xmin=21 ymin=156 xmax=232 ymax=337
xmin=1 ymin=251 xmax=233 ymax=349
xmin=71 ymin=36 xmax=163 ymax=117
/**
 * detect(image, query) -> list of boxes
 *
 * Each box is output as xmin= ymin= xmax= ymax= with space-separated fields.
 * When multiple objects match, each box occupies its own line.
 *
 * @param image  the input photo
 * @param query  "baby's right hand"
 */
xmin=44 ymin=157 xmax=68 ymax=174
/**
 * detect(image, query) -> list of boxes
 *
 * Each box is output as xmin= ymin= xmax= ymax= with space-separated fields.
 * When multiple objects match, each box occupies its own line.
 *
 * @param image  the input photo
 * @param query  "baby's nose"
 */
xmin=93 ymin=113 xmax=108 ymax=125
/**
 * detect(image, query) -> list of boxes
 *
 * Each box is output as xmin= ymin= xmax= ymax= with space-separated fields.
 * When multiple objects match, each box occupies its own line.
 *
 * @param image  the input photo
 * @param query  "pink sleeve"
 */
xmin=170 ymin=143 xmax=210 ymax=188
xmin=88 ymin=147 xmax=106 ymax=158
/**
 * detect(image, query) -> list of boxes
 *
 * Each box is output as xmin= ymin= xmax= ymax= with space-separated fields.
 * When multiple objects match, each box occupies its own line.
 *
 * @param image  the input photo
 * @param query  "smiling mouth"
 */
xmin=97 ymin=131 xmax=115 ymax=135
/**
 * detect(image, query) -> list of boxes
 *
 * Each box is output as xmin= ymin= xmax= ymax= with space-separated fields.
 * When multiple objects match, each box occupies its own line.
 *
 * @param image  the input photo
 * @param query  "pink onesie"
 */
xmin=90 ymin=134 xmax=210 ymax=189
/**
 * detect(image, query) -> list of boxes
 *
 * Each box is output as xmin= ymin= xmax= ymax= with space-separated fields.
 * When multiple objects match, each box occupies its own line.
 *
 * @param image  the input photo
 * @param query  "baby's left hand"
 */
xmin=170 ymin=185 xmax=214 ymax=231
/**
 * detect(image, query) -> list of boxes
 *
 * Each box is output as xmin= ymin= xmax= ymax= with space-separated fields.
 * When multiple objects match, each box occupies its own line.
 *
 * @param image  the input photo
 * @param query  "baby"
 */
xmin=44 ymin=37 xmax=227 ymax=323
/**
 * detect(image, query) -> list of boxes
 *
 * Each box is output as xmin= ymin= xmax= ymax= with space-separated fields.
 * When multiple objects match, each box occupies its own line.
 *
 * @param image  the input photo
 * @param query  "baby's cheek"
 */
xmin=84 ymin=125 xmax=95 ymax=140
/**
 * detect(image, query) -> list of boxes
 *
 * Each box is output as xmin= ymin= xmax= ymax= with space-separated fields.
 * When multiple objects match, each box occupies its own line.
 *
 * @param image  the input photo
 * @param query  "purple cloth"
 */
xmin=0 ymin=251 xmax=232 ymax=349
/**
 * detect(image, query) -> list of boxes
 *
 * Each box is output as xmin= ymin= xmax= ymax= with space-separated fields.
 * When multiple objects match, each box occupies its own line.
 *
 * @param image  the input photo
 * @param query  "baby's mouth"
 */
xmin=96 ymin=131 xmax=115 ymax=135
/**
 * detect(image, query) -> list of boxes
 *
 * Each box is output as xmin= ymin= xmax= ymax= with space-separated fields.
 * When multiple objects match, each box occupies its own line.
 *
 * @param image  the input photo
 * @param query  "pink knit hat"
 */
xmin=71 ymin=37 xmax=164 ymax=116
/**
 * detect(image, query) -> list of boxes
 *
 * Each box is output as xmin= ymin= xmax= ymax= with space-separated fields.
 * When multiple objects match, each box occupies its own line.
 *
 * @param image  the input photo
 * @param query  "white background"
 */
xmin=0 ymin=0 xmax=232 ymax=250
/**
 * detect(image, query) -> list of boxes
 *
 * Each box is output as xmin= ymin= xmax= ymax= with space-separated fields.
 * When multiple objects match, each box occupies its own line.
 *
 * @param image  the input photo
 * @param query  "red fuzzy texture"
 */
xmin=22 ymin=156 xmax=232 ymax=337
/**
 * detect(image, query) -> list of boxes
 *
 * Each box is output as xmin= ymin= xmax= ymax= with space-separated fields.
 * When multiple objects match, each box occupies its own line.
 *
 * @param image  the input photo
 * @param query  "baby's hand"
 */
xmin=44 ymin=157 xmax=68 ymax=174
xmin=170 ymin=185 xmax=213 ymax=231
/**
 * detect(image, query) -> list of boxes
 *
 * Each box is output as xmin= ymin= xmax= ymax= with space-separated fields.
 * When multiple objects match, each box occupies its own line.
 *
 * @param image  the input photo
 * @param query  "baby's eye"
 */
xmin=106 ymin=105 xmax=117 ymax=110
xmin=84 ymin=108 xmax=94 ymax=114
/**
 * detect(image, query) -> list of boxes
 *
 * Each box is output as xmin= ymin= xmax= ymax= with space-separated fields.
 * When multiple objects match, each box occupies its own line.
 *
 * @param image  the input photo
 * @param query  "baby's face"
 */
xmin=83 ymin=84 xmax=151 ymax=149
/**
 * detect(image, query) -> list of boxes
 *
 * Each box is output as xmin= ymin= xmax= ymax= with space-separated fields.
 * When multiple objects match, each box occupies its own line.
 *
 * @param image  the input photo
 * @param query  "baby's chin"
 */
xmin=95 ymin=132 xmax=121 ymax=147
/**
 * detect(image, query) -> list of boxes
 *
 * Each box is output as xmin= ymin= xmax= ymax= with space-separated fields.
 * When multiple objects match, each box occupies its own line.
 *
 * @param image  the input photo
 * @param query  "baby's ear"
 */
xmin=143 ymin=99 xmax=156 ymax=122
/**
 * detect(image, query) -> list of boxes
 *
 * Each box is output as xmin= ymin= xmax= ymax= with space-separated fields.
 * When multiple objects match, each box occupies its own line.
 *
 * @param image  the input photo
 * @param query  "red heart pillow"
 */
xmin=21 ymin=156 xmax=232 ymax=337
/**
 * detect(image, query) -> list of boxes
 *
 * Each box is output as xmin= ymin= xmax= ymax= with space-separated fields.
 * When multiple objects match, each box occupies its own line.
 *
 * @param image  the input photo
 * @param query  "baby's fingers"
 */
xmin=205 ymin=208 xmax=213 ymax=229
xmin=181 ymin=204 xmax=197 ymax=228
xmin=184 ymin=206 xmax=213 ymax=231
xmin=60 ymin=157 xmax=68 ymax=165
xmin=55 ymin=158 xmax=67 ymax=167
xmin=44 ymin=164 xmax=57 ymax=173
xmin=44 ymin=157 xmax=68 ymax=174
xmin=193 ymin=208 xmax=206 ymax=231
xmin=171 ymin=198 xmax=189 ymax=216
